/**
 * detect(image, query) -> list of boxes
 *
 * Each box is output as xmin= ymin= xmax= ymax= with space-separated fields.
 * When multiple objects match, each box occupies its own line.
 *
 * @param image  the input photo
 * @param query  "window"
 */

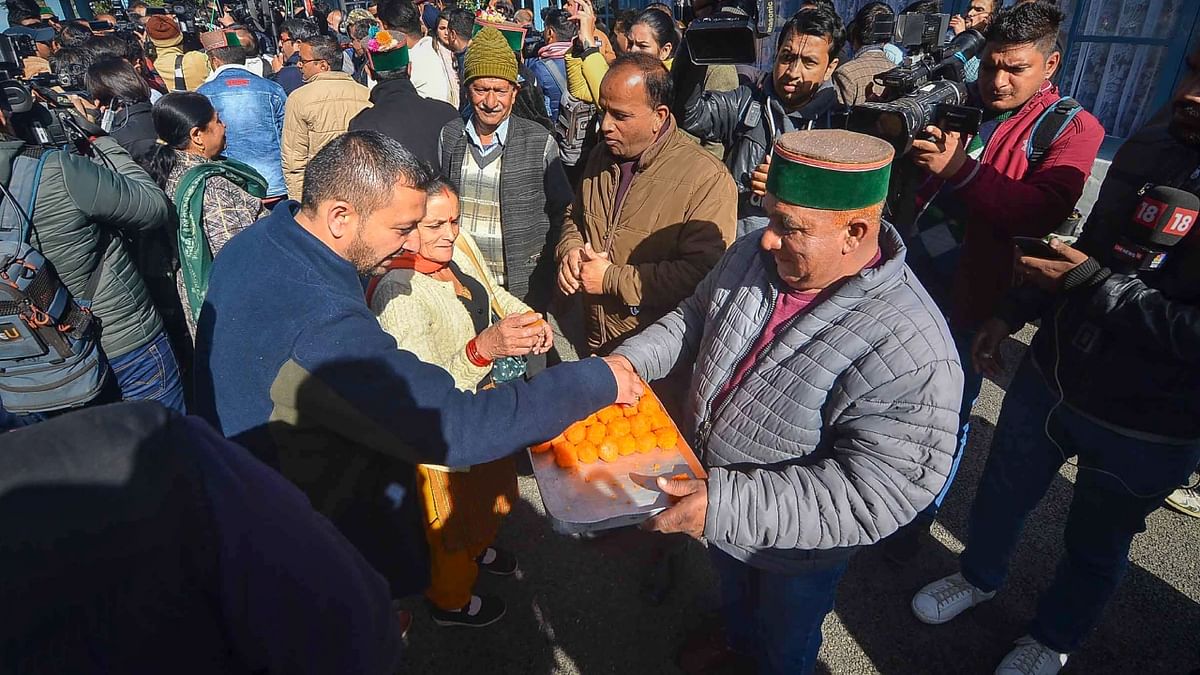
xmin=1056 ymin=0 xmax=1199 ymax=140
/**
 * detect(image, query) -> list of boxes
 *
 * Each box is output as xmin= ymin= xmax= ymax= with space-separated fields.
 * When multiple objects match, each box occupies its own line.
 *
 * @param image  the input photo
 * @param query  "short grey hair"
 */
xmin=300 ymin=131 xmax=438 ymax=217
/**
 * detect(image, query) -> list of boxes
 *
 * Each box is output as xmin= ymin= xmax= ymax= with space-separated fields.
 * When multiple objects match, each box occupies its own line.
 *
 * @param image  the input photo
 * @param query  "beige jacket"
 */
xmin=281 ymin=71 xmax=370 ymax=199
xmin=152 ymin=41 xmax=211 ymax=91
xmin=371 ymin=230 xmax=530 ymax=391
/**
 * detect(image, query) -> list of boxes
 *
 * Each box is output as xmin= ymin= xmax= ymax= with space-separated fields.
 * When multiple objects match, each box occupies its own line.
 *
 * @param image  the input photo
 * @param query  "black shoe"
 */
xmin=429 ymin=594 xmax=507 ymax=628
xmin=476 ymin=546 xmax=519 ymax=576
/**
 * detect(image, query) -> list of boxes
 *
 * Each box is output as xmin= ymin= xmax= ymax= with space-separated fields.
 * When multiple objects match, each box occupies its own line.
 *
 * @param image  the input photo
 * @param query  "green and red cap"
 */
xmin=766 ymin=129 xmax=895 ymax=211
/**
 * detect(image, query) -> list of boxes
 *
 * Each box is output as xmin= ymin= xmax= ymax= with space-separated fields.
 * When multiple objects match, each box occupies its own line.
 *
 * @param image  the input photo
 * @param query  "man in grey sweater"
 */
xmin=609 ymin=129 xmax=963 ymax=674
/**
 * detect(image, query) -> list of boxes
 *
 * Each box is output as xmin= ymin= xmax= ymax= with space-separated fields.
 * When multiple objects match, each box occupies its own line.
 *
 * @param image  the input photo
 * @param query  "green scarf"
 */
xmin=172 ymin=157 xmax=267 ymax=324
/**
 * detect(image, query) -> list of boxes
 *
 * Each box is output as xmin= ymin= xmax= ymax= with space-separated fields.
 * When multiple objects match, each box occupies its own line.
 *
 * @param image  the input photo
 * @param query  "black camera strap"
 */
xmin=174 ymin=55 xmax=187 ymax=92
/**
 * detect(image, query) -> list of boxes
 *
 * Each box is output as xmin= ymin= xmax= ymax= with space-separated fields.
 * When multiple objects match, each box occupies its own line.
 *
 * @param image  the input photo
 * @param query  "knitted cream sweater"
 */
xmin=370 ymin=230 xmax=531 ymax=392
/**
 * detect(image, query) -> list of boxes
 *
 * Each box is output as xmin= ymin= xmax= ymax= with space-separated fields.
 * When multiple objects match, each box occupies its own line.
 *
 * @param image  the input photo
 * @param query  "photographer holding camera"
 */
xmin=146 ymin=14 xmax=211 ymax=91
xmin=673 ymin=5 xmax=845 ymax=237
xmin=910 ymin=41 xmax=1200 ymax=675
xmin=896 ymin=1 xmax=1103 ymax=540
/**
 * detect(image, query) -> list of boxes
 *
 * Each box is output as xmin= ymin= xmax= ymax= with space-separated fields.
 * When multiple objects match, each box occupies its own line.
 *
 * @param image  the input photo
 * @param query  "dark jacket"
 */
xmin=273 ymin=53 xmax=305 ymax=95
xmin=0 ymin=401 xmax=402 ymax=675
xmin=108 ymin=101 xmax=158 ymax=161
xmin=998 ymin=114 xmax=1200 ymax=442
xmin=194 ymin=203 xmax=618 ymax=594
xmin=348 ymin=76 xmax=457 ymax=168
xmin=673 ymin=51 xmax=844 ymax=234
xmin=0 ymin=136 xmax=171 ymax=358
xmin=438 ymin=115 xmax=571 ymax=309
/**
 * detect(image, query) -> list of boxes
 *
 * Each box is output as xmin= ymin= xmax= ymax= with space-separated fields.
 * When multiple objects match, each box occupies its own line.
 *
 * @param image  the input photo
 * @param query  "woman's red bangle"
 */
xmin=466 ymin=338 xmax=492 ymax=367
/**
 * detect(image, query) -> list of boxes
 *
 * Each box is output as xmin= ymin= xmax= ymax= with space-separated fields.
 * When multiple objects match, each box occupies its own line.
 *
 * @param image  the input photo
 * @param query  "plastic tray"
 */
xmin=528 ymin=383 xmax=707 ymax=535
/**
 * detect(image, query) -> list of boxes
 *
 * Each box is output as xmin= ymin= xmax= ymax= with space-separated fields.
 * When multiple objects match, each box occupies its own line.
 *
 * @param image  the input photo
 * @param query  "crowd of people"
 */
xmin=1 ymin=0 xmax=1198 ymax=673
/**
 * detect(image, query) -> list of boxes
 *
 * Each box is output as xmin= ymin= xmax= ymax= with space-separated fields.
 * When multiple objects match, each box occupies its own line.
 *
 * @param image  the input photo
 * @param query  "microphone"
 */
xmin=1110 ymin=185 xmax=1200 ymax=273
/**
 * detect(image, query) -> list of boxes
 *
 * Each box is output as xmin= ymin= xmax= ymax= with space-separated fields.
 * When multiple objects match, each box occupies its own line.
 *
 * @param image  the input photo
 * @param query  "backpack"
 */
xmin=539 ymin=57 xmax=598 ymax=167
xmin=0 ymin=149 xmax=109 ymax=414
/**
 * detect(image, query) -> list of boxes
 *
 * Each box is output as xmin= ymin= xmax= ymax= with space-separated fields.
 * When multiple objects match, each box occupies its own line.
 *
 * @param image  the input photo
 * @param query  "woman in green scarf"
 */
xmin=146 ymin=92 xmax=266 ymax=340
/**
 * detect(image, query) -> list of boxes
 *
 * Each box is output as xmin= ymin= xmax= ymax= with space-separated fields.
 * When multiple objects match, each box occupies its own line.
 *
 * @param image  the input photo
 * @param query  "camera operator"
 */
xmin=673 ymin=5 xmax=846 ymax=237
xmin=145 ymin=14 xmax=211 ymax=91
xmin=832 ymin=2 xmax=899 ymax=107
xmin=897 ymin=1 xmax=1103 ymax=542
xmin=911 ymin=44 xmax=1200 ymax=675
xmin=0 ymin=89 xmax=185 ymax=417
xmin=3 ymin=24 xmax=55 ymax=77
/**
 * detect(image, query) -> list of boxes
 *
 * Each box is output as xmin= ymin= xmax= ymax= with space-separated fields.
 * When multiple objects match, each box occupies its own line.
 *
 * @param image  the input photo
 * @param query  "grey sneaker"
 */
xmin=1165 ymin=487 xmax=1200 ymax=519
xmin=995 ymin=635 xmax=1068 ymax=675
xmin=911 ymin=572 xmax=996 ymax=624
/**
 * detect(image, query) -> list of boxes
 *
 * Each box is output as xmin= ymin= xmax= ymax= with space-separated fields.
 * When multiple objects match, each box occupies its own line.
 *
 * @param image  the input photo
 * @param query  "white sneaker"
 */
xmin=995 ymin=635 xmax=1068 ymax=675
xmin=911 ymin=572 xmax=996 ymax=624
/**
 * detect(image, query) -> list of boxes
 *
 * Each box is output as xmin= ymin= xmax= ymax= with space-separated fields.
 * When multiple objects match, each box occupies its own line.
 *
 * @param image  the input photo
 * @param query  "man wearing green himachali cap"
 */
xmin=608 ymin=130 xmax=963 ymax=674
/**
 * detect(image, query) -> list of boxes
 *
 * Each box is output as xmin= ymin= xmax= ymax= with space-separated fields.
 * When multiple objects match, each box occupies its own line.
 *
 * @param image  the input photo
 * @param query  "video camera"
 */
xmin=684 ymin=0 xmax=773 ymax=66
xmin=0 ymin=35 xmax=104 ymax=150
xmin=846 ymin=12 xmax=985 ymax=155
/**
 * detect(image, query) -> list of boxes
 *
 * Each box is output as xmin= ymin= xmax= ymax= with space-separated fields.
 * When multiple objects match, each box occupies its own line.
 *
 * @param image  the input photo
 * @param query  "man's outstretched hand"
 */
xmin=601 ymin=354 xmax=644 ymax=406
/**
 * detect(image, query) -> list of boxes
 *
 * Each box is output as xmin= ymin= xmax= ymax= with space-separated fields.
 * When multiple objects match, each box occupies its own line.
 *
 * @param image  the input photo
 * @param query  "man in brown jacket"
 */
xmin=556 ymin=53 xmax=736 ymax=356
xmin=281 ymin=34 xmax=371 ymax=200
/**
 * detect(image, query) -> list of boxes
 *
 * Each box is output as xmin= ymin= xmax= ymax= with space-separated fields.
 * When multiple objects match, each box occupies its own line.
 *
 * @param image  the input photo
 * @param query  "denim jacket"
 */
xmin=198 ymin=65 xmax=287 ymax=198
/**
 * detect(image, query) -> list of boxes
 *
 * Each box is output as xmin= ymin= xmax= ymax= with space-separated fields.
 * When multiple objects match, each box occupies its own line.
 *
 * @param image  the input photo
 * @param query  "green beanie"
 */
xmin=464 ymin=26 xmax=518 ymax=85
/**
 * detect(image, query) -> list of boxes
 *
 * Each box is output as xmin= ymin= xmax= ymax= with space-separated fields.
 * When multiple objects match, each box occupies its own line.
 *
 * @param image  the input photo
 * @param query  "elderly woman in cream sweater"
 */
xmin=369 ymin=178 xmax=553 ymax=629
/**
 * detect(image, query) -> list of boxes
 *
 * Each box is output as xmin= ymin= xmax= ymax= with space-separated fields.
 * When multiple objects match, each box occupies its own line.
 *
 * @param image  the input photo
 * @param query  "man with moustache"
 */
xmin=556 ymin=53 xmax=736 ymax=359
xmin=910 ymin=42 xmax=1200 ymax=675
xmin=437 ymin=27 xmax=571 ymax=311
xmin=611 ymin=129 xmax=962 ymax=674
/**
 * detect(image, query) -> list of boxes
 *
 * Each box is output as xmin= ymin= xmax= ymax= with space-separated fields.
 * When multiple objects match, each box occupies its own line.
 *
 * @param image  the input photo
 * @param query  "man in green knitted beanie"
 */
xmin=435 ymin=22 xmax=574 ymax=375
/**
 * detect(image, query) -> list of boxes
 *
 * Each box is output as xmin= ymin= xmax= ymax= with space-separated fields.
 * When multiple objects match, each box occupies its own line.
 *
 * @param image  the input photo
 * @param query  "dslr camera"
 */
xmin=846 ymin=12 xmax=985 ymax=155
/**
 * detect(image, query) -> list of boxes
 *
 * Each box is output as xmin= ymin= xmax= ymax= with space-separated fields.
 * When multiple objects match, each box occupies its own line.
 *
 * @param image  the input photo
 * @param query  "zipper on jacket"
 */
xmin=696 ymin=276 xmax=839 ymax=460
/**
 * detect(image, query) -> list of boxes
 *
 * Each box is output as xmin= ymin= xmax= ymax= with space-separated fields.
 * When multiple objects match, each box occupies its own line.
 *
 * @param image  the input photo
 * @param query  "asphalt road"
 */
xmin=396 ymin=326 xmax=1200 ymax=674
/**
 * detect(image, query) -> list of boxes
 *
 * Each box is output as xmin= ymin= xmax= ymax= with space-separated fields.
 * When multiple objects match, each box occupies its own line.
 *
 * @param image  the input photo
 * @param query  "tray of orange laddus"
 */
xmin=527 ymin=382 xmax=707 ymax=534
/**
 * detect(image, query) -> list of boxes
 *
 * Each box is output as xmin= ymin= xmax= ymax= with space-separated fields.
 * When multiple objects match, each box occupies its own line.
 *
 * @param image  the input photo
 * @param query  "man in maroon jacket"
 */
xmin=898 ymin=0 xmax=1104 ymax=548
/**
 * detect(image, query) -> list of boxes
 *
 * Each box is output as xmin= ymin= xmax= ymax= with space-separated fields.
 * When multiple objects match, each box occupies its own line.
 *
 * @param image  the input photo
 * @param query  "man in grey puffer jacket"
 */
xmin=610 ymin=130 xmax=963 ymax=674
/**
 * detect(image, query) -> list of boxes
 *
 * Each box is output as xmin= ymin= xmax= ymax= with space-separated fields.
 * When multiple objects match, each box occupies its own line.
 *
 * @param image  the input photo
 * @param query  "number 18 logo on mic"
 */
xmin=1135 ymin=196 xmax=1198 ymax=239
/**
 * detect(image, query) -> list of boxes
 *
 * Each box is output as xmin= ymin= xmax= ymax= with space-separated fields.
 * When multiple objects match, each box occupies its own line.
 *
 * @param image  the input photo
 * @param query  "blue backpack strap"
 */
xmin=1027 ymin=96 xmax=1082 ymax=164
xmin=0 ymin=149 xmax=52 ymax=244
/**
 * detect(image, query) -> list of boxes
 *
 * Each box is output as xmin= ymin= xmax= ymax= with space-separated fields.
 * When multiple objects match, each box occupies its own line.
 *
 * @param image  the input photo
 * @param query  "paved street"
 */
xmin=397 ymin=326 xmax=1200 ymax=674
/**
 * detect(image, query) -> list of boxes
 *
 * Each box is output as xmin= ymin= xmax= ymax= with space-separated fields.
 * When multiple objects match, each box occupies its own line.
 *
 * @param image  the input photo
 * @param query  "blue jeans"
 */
xmin=960 ymin=359 xmax=1200 ymax=653
xmin=710 ymin=547 xmax=848 ymax=674
xmin=109 ymin=331 xmax=186 ymax=414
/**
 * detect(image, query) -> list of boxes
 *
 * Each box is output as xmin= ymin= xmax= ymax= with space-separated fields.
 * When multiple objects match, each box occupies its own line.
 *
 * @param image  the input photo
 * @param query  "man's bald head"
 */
xmin=601 ymin=52 xmax=673 ymax=110
xmin=598 ymin=53 xmax=674 ymax=160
